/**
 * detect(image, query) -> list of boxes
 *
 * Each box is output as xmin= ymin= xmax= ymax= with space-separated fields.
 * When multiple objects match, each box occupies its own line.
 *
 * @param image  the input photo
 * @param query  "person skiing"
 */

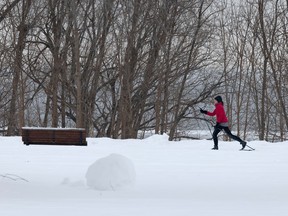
xmin=200 ymin=96 xmax=247 ymax=150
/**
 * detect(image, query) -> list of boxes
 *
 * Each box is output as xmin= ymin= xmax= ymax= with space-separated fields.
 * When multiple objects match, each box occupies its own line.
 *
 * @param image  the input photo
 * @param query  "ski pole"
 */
xmin=199 ymin=106 xmax=215 ymax=137
xmin=245 ymin=144 xmax=255 ymax=151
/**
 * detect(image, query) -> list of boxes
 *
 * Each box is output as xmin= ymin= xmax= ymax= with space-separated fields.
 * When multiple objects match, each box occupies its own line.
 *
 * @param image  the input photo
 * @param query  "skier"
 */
xmin=200 ymin=96 xmax=247 ymax=150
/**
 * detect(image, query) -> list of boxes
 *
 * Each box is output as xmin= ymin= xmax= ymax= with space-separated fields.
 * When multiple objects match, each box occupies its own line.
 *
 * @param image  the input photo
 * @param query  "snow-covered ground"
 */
xmin=1 ymin=134 xmax=288 ymax=216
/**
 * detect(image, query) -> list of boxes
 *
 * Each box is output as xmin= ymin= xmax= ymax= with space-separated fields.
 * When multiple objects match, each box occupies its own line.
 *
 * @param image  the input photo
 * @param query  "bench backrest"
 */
xmin=22 ymin=127 xmax=87 ymax=146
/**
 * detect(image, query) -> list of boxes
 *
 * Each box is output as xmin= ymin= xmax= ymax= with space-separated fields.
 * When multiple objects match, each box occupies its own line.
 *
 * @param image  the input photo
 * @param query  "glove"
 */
xmin=200 ymin=108 xmax=207 ymax=114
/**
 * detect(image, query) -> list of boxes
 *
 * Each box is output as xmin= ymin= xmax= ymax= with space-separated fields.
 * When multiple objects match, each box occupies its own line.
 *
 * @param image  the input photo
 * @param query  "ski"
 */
xmin=239 ymin=148 xmax=254 ymax=151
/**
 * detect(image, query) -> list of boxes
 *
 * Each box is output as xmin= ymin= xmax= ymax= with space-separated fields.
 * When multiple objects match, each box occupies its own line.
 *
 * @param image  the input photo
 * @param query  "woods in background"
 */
xmin=0 ymin=0 xmax=287 ymax=141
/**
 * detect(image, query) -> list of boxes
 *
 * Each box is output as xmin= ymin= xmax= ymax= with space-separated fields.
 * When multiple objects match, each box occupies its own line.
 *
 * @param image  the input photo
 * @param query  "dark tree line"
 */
xmin=0 ymin=0 xmax=287 ymax=141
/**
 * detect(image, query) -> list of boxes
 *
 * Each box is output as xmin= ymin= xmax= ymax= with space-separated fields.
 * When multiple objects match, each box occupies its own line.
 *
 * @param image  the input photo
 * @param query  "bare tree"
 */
xmin=0 ymin=0 xmax=21 ymax=23
xmin=7 ymin=0 xmax=32 ymax=135
xmin=168 ymin=0 xmax=221 ymax=140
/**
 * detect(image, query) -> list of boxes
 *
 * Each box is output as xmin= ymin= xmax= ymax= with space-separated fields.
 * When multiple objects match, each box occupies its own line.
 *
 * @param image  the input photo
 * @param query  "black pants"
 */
xmin=212 ymin=125 xmax=244 ymax=147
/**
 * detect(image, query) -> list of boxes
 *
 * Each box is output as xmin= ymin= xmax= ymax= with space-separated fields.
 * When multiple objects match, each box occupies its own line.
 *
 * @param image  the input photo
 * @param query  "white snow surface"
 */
xmin=85 ymin=153 xmax=136 ymax=190
xmin=1 ymin=134 xmax=288 ymax=216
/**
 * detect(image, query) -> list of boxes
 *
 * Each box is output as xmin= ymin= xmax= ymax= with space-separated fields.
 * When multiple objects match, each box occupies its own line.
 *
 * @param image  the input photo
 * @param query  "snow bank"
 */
xmin=85 ymin=154 xmax=136 ymax=191
xmin=144 ymin=133 xmax=169 ymax=143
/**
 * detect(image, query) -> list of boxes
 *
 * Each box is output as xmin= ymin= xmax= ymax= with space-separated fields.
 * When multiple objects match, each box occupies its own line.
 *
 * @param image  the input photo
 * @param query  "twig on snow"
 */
xmin=0 ymin=173 xmax=29 ymax=182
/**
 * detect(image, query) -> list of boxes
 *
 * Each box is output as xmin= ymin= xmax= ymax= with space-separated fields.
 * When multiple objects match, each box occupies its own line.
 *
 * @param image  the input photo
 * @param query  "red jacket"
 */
xmin=207 ymin=102 xmax=228 ymax=123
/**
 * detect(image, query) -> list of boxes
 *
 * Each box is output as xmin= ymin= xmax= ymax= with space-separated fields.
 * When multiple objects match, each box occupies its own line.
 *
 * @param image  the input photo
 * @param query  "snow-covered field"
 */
xmin=1 ymin=134 xmax=288 ymax=216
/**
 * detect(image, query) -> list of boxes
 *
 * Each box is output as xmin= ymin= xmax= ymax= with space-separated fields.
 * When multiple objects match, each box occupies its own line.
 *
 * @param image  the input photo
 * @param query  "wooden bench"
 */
xmin=22 ymin=127 xmax=87 ymax=146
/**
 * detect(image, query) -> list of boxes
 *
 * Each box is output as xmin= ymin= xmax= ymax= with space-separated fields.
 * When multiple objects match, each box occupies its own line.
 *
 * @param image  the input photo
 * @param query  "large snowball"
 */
xmin=85 ymin=154 xmax=136 ymax=191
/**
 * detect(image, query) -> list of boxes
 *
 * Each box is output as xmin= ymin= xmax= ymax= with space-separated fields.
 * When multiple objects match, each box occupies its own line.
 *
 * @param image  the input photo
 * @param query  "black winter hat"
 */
xmin=214 ymin=96 xmax=223 ymax=103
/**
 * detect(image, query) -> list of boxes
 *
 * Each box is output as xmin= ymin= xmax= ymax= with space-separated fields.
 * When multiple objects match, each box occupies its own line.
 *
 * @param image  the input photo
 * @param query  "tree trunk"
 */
xmin=7 ymin=0 xmax=31 ymax=135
